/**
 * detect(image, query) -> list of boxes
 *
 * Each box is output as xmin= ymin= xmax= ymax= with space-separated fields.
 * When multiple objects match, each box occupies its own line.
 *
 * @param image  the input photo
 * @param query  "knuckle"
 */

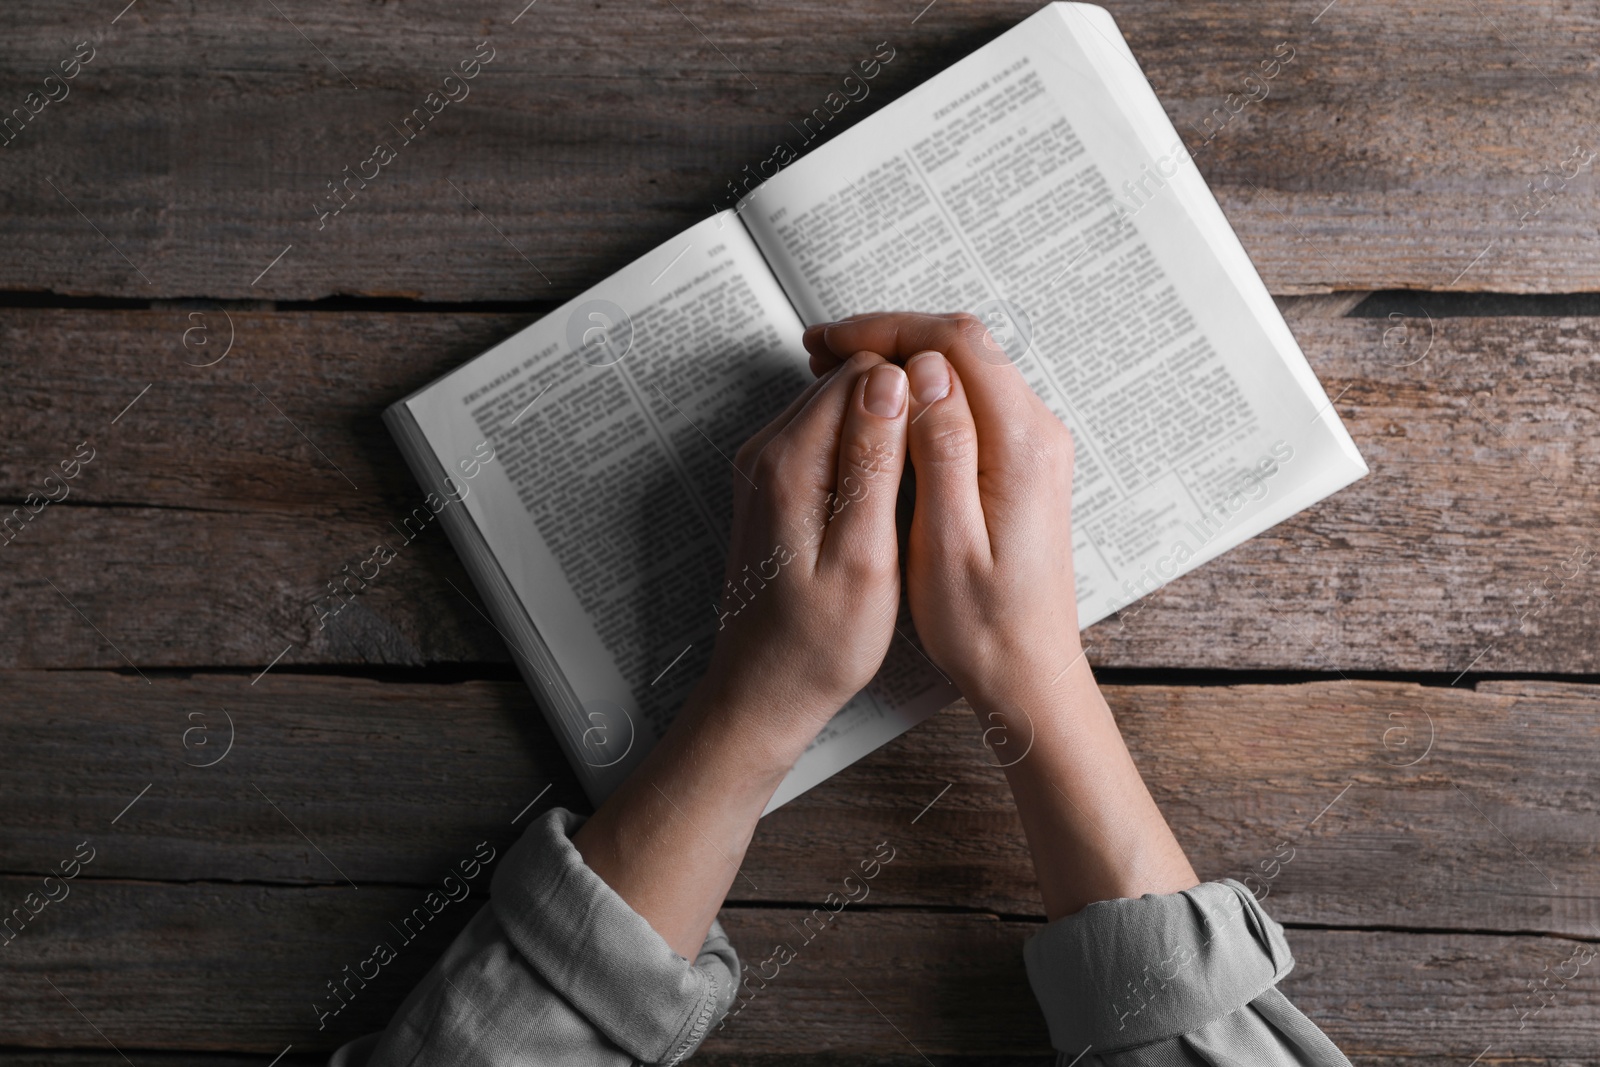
xmin=1056 ymin=421 xmax=1076 ymax=457
xmin=836 ymin=538 xmax=897 ymax=587
xmin=1043 ymin=420 xmax=1075 ymax=470
xmin=1024 ymin=424 xmax=1058 ymax=463
xmin=748 ymin=447 xmax=785 ymax=491
xmin=733 ymin=436 xmax=762 ymax=473
xmin=840 ymin=436 xmax=896 ymax=488
xmin=948 ymin=312 xmax=991 ymax=346
xmin=1056 ymin=424 xmax=1076 ymax=470
xmin=1013 ymin=419 xmax=1074 ymax=478
xmin=837 ymin=550 xmax=880 ymax=587
xmin=919 ymin=416 xmax=979 ymax=468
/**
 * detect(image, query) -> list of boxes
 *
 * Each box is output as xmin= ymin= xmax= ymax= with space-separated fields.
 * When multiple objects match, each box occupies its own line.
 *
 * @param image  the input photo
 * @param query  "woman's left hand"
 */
xmin=692 ymin=350 xmax=911 ymax=762
xmin=575 ymin=352 xmax=910 ymax=958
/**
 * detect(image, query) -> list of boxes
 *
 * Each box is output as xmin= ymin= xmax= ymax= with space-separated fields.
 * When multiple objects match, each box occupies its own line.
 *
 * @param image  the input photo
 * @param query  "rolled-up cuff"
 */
xmin=490 ymin=807 xmax=739 ymax=1065
xmin=1023 ymin=879 xmax=1293 ymax=1054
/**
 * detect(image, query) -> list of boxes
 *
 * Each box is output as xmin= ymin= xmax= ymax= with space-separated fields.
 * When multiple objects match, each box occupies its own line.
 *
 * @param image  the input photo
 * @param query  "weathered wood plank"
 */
xmin=3 ymin=672 xmax=1596 ymax=938
xmin=0 ymin=877 xmax=1594 ymax=1060
xmin=2 ymin=309 xmax=1597 ymax=672
xmin=0 ymin=2 xmax=1595 ymax=299
xmin=0 ymin=507 xmax=507 ymax=672
xmin=708 ymin=919 xmax=1600 ymax=1063
xmin=0 ymin=308 xmax=524 ymax=514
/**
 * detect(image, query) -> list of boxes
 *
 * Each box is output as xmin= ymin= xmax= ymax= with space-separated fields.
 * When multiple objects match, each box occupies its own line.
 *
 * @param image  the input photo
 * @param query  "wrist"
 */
xmin=963 ymin=637 xmax=1089 ymax=723
xmin=576 ymin=674 xmax=813 ymax=958
xmin=581 ymin=685 xmax=800 ymax=881
xmin=675 ymin=671 xmax=826 ymax=784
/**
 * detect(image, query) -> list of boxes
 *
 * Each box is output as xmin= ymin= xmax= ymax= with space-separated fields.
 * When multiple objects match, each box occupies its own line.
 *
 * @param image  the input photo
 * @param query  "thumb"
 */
xmin=905 ymin=351 xmax=987 ymax=561
xmin=817 ymin=362 xmax=909 ymax=573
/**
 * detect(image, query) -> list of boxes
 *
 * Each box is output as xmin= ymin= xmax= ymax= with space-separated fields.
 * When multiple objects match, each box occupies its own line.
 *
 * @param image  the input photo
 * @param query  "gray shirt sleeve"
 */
xmin=329 ymin=808 xmax=739 ymax=1067
xmin=331 ymin=813 xmax=1345 ymax=1067
xmin=1023 ymin=879 xmax=1351 ymax=1066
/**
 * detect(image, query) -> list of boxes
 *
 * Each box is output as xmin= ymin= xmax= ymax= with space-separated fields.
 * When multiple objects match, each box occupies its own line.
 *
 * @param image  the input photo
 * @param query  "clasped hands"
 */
xmin=690 ymin=310 xmax=1084 ymax=768
xmin=577 ymin=312 xmax=1192 ymax=955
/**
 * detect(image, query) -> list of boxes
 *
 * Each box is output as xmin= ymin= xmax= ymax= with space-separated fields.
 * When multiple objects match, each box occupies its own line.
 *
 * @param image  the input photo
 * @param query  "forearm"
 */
xmin=573 ymin=678 xmax=810 ymax=958
xmin=983 ymin=651 xmax=1198 ymax=920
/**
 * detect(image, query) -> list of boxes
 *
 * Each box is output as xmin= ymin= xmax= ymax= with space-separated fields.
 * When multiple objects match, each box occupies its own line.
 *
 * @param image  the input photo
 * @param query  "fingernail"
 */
xmin=863 ymin=363 xmax=907 ymax=418
xmin=906 ymin=350 xmax=950 ymax=405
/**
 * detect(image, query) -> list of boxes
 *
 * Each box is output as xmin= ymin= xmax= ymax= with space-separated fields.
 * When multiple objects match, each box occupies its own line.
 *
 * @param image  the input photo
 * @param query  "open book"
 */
xmin=385 ymin=2 xmax=1367 ymax=813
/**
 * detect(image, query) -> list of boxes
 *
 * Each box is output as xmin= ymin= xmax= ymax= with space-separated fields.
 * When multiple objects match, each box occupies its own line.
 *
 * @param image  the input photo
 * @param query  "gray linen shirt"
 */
xmin=330 ymin=809 xmax=1350 ymax=1067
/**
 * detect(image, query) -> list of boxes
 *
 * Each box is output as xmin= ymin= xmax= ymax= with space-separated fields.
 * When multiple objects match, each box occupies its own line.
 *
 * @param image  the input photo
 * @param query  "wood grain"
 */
xmin=0 ymin=2 xmax=1595 ymax=300
xmin=3 ymin=671 xmax=1597 ymax=938
xmin=2 ymin=309 xmax=1596 ymax=672
xmin=1 ymin=874 xmax=1595 ymax=1060
xmin=2 ymin=2 xmax=1597 ymax=1060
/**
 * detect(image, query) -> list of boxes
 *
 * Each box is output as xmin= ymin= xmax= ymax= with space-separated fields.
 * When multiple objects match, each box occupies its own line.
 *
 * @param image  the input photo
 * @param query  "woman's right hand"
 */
xmin=801 ymin=312 xmax=1084 ymax=709
xmin=807 ymin=313 xmax=1199 ymax=920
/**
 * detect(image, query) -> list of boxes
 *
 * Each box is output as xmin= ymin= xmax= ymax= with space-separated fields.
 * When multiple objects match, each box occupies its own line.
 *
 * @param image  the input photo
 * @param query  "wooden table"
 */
xmin=3 ymin=1 xmax=1597 ymax=1063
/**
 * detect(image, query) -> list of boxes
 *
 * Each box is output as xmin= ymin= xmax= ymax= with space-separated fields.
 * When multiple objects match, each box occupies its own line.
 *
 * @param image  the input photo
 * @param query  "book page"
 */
xmin=400 ymin=213 xmax=952 ymax=809
xmin=741 ymin=2 xmax=1367 ymax=629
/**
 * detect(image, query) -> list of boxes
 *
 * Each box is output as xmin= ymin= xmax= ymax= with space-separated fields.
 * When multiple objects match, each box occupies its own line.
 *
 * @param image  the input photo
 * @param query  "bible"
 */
xmin=384 ymin=2 xmax=1367 ymax=812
